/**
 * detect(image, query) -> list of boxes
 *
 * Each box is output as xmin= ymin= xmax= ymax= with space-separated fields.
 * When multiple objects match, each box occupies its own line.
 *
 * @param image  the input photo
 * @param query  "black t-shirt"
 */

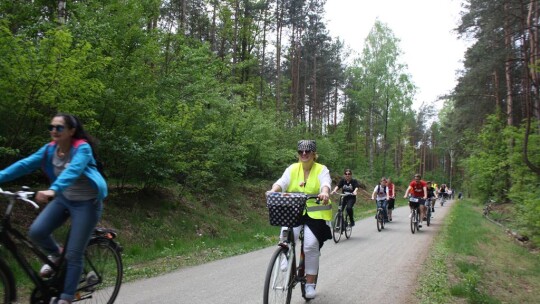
xmin=427 ymin=186 xmax=436 ymax=198
xmin=338 ymin=178 xmax=359 ymax=194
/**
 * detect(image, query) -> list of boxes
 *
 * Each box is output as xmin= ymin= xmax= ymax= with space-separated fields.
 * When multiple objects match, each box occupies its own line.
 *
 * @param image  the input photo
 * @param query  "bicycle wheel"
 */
xmin=344 ymin=214 xmax=352 ymax=239
xmin=410 ymin=209 xmax=416 ymax=234
xmin=263 ymin=246 xmax=294 ymax=304
xmin=332 ymin=212 xmax=342 ymax=243
xmin=426 ymin=208 xmax=431 ymax=227
xmin=78 ymin=238 xmax=123 ymax=304
xmin=0 ymin=258 xmax=14 ymax=304
xmin=376 ymin=209 xmax=382 ymax=232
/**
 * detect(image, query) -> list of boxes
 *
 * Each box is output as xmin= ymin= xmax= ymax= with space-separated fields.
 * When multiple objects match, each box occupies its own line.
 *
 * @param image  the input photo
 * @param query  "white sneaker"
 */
xmin=305 ymin=283 xmax=316 ymax=299
xmin=40 ymin=255 xmax=60 ymax=278
xmin=408 ymin=213 xmax=412 ymax=218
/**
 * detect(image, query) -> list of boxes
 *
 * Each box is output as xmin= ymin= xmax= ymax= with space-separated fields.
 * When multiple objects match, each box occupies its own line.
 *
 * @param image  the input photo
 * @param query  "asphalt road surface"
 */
xmin=115 ymin=200 xmax=453 ymax=304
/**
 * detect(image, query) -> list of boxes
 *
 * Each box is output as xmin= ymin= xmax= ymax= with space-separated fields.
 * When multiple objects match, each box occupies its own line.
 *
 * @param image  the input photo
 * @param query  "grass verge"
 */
xmin=416 ymin=199 xmax=540 ymax=303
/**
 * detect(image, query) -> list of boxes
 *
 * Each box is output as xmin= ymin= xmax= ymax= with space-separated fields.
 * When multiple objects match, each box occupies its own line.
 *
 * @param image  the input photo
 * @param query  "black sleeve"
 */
xmin=352 ymin=179 xmax=360 ymax=190
xmin=337 ymin=178 xmax=345 ymax=188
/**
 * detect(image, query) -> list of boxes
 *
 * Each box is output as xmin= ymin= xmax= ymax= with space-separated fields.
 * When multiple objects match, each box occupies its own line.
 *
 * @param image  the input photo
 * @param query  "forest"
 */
xmin=0 ymin=0 xmax=538 ymax=245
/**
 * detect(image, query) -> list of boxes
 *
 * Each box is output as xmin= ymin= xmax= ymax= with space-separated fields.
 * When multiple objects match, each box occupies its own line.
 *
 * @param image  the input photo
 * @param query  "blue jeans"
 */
xmin=376 ymin=200 xmax=388 ymax=220
xmin=28 ymin=194 xmax=103 ymax=301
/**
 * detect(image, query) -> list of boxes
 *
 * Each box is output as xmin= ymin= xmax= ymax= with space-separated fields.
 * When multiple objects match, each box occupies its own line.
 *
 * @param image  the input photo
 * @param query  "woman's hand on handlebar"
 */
xmin=35 ymin=189 xmax=55 ymax=203
xmin=318 ymin=192 xmax=330 ymax=205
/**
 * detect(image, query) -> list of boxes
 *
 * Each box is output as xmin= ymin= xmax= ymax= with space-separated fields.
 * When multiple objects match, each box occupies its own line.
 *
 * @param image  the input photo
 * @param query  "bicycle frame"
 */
xmin=0 ymin=199 xmax=62 ymax=302
xmin=0 ymin=189 xmax=122 ymax=304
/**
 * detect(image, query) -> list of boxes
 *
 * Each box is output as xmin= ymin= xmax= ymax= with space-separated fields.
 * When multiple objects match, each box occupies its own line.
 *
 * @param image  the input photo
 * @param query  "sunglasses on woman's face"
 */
xmin=48 ymin=124 xmax=65 ymax=132
xmin=344 ymin=173 xmax=351 ymax=175
xmin=298 ymin=150 xmax=312 ymax=155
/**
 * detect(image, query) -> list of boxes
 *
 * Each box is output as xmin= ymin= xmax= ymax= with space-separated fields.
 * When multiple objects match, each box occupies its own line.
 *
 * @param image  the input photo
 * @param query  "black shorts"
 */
xmin=387 ymin=198 xmax=395 ymax=210
xmin=409 ymin=198 xmax=424 ymax=209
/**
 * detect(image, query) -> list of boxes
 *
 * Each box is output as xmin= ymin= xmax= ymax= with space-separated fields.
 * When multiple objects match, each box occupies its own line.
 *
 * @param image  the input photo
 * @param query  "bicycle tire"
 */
xmin=0 ymin=258 xmax=14 ymax=304
xmin=263 ymin=246 xmax=293 ymax=304
xmin=426 ymin=207 xmax=431 ymax=227
xmin=332 ymin=212 xmax=342 ymax=243
xmin=78 ymin=238 xmax=123 ymax=304
xmin=410 ymin=209 xmax=416 ymax=234
xmin=344 ymin=214 xmax=352 ymax=239
xmin=376 ymin=209 xmax=382 ymax=232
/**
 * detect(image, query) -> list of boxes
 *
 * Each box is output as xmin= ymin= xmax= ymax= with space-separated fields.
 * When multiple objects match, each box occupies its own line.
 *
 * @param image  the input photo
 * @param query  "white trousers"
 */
xmin=280 ymin=225 xmax=320 ymax=275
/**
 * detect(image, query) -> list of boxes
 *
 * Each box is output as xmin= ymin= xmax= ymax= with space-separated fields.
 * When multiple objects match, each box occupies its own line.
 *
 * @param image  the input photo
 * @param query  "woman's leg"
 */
xmin=60 ymin=199 xmax=102 ymax=301
xmin=28 ymin=197 xmax=70 ymax=255
xmin=303 ymin=225 xmax=320 ymax=283
xmin=345 ymin=199 xmax=355 ymax=224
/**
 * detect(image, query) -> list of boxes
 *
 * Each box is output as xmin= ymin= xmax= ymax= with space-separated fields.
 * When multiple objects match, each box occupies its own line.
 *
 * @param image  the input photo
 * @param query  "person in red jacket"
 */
xmin=386 ymin=177 xmax=395 ymax=221
xmin=404 ymin=174 xmax=428 ymax=227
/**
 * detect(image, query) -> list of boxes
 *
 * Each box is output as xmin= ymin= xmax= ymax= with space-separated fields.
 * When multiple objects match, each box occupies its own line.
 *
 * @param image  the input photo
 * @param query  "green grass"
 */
xmin=416 ymin=199 xmax=540 ymax=304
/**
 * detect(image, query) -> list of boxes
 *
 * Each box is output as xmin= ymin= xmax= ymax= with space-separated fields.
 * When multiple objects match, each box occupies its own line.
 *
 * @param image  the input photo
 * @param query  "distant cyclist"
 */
xmin=386 ymin=177 xmax=396 ymax=221
xmin=371 ymin=177 xmax=389 ymax=222
xmin=331 ymin=169 xmax=359 ymax=226
xmin=426 ymin=181 xmax=437 ymax=215
xmin=438 ymin=183 xmax=448 ymax=200
xmin=404 ymin=174 xmax=427 ymax=228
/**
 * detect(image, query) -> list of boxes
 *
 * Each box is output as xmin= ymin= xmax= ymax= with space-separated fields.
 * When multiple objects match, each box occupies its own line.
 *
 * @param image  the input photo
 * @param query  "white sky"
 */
xmin=324 ymin=0 xmax=469 ymax=110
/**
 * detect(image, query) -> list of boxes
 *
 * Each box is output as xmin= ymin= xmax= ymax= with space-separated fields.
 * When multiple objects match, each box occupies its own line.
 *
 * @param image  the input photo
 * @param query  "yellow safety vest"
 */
xmin=286 ymin=162 xmax=332 ymax=221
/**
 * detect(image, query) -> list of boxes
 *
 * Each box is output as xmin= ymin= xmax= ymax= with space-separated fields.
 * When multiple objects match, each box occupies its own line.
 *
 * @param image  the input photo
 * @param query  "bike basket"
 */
xmin=266 ymin=193 xmax=307 ymax=227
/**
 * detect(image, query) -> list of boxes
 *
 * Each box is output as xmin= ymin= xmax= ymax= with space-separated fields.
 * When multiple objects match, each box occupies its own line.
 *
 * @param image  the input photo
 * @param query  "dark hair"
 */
xmin=414 ymin=173 xmax=421 ymax=179
xmin=344 ymin=169 xmax=352 ymax=174
xmin=55 ymin=113 xmax=99 ymax=157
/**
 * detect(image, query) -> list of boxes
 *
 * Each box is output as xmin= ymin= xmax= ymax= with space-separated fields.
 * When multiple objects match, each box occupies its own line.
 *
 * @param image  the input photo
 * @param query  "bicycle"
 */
xmin=440 ymin=193 xmax=447 ymax=206
xmin=425 ymin=198 xmax=432 ymax=227
xmin=375 ymin=200 xmax=386 ymax=232
xmin=263 ymin=193 xmax=322 ymax=304
xmin=0 ymin=187 xmax=123 ymax=304
xmin=409 ymin=197 xmax=422 ymax=234
xmin=331 ymin=193 xmax=354 ymax=243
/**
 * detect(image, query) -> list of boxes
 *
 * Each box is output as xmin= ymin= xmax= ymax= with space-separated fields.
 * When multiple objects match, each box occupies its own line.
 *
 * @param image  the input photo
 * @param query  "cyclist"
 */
xmin=386 ymin=177 xmax=396 ymax=221
xmin=269 ymin=140 xmax=332 ymax=299
xmin=426 ymin=181 xmax=437 ymax=215
xmin=403 ymin=174 xmax=427 ymax=228
xmin=331 ymin=169 xmax=359 ymax=226
xmin=438 ymin=183 xmax=448 ymax=201
xmin=371 ymin=177 xmax=389 ymax=222
xmin=0 ymin=113 xmax=107 ymax=304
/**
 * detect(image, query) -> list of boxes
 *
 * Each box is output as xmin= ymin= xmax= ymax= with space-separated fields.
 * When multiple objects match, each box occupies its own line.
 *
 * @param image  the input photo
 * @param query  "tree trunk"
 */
xmin=504 ymin=1 xmax=514 ymax=127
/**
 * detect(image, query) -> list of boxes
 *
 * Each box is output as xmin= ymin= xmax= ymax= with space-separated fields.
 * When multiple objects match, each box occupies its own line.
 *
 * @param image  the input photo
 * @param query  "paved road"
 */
xmin=115 ymin=200 xmax=453 ymax=304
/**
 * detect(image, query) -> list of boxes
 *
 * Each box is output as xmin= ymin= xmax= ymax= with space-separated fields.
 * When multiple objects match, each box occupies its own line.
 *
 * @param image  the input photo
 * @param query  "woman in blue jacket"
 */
xmin=0 ymin=113 xmax=107 ymax=304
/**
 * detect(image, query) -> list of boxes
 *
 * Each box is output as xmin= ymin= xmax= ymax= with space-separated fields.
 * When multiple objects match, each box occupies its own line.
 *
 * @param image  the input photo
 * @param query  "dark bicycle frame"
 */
xmin=0 ymin=189 xmax=122 ymax=304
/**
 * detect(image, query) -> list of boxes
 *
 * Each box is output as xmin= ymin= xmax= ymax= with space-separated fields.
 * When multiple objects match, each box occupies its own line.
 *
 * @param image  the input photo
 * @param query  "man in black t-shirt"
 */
xmin=331 ymin=169 xmax=360 ymax=226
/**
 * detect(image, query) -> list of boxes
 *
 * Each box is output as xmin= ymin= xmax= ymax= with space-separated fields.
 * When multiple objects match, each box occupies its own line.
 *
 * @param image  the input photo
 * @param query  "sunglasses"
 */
xmin=297 ymin=150 xmax=312 ymax=155
xmin=48 ymin=124 xmax=65 ymax=132
xmin=344 ymin=173 xmax=351 ymax=175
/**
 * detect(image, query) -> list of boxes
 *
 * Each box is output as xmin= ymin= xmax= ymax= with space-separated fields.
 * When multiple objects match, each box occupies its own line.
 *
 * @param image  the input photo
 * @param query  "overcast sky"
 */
xmin=324 ymin=0 xmax=469 ymax=110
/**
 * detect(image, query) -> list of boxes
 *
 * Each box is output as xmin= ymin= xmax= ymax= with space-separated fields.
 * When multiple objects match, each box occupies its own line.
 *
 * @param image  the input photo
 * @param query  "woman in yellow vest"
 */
xmin=269 ymin=140 xmax=332 ymax=299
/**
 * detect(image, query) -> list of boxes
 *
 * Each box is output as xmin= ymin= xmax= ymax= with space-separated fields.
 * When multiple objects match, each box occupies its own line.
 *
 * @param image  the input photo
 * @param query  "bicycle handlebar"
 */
xmin=0 ymin=187 xmax=39 ymax=209
xmin=333 ymin=192 xmax=355 ymax=197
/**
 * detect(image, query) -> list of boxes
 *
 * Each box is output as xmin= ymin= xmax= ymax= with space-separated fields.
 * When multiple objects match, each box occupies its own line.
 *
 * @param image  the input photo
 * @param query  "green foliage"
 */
xmin=463 ymin=115 xmax=509 ymax=201
xmin=505 ymin=123 xmax=540 ymax=244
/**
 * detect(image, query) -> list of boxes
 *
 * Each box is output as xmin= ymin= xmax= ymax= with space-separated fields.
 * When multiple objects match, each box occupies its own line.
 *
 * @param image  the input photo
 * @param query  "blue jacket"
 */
xmin=0 ymin=139 xmax=108 ymax=200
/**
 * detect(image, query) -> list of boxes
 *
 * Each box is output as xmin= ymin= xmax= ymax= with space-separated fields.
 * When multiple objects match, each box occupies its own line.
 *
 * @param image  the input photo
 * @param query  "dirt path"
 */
xmin=115 ymin=200 xmax=453 ymax=304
